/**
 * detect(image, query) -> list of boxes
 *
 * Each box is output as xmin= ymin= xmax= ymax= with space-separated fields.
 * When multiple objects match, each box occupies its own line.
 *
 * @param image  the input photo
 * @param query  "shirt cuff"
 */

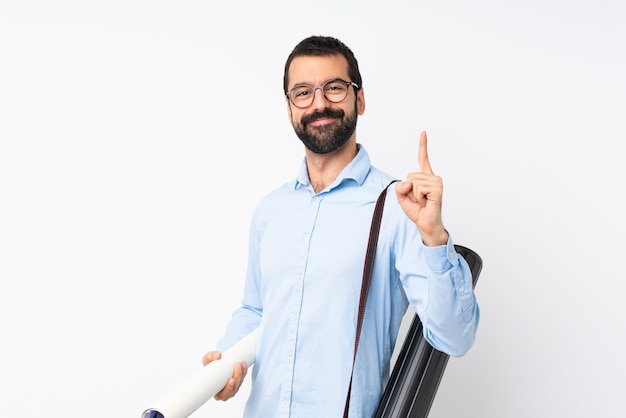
xmin=422 ymin=234 xmax=457 ymax=273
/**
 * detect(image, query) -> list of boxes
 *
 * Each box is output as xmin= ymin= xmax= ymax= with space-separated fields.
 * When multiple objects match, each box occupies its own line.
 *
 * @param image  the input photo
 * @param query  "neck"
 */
xmin=306 ymin=140 xmax=358 ymax=193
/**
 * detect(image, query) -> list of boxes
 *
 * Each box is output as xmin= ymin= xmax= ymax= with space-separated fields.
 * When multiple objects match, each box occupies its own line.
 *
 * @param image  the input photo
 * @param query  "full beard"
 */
xmin=292 ymin=104 xmax=358 ymax=154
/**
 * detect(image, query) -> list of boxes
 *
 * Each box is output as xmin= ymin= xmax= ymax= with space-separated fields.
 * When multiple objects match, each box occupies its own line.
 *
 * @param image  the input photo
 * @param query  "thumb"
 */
xmin=395 ymin=180 xmax=412 ymax=196
xmin=395 ymin=181 xmax=418 ymax=205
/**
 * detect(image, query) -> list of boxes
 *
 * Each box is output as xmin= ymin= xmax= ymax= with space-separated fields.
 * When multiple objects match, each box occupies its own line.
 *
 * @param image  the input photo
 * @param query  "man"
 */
xmin=202 ymin=35 xmax=480 ymax=417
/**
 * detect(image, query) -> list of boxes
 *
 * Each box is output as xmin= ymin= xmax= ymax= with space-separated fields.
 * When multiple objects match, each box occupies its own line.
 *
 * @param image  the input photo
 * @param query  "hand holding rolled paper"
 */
xmin=142 ymin=329 xmax=258 ymax=418
xmin=201 ymin=349 xmax=248 ymax=401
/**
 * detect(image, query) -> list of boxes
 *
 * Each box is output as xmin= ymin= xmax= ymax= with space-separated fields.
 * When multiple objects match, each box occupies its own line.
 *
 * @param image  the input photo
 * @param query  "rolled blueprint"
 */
xmin=142 ymin=329 xmax=258 ymax=418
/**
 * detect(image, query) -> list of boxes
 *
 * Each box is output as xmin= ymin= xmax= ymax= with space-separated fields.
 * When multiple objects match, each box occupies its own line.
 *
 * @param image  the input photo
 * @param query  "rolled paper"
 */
xmin=142 ymin=329 xmax=258 ymax=418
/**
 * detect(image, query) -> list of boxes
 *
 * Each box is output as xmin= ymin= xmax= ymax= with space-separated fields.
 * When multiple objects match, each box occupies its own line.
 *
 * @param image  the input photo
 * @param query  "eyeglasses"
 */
xmin=286 ymin=78 xmax=359 ymax=109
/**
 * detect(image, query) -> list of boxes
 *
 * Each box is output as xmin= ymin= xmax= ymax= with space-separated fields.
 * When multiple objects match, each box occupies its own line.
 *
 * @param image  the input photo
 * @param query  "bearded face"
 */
xmin=291 ymin=100 xmax=358 ymax=154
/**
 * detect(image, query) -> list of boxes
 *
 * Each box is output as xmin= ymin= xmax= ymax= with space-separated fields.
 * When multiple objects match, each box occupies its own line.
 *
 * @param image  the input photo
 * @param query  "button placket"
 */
xmin=277 ymin=191 xmax=323 ymax=412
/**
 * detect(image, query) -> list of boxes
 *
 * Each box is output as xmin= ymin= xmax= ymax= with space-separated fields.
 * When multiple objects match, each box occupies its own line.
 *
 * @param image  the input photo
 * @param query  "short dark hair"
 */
xmin=283 ymin=35 xmax=363 ymax=95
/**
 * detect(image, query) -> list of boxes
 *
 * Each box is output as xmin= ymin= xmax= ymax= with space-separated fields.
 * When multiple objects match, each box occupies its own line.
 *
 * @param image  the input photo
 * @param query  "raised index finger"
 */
xmin=418 ymin=131 xmax=434 ymax=174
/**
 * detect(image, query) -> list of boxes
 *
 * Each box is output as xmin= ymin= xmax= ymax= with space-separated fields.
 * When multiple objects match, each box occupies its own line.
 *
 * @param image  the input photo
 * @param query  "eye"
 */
xmin=325 ymin=81 xmax=347 ymax=93
xmin=292 ymin=87 xmax=312 ymax=98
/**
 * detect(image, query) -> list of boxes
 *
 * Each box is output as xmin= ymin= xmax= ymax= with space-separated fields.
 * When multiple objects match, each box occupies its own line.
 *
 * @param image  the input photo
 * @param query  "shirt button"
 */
xmin=287 ymin=357 xmax=292 ymax=363
xmin=448 ymin=251 xmax=454 ymax=259
xmin=304 ymin=233 xmax=310 ymax=240
xmin=290 ymin=314 xmax=297 ymax=321
xmin=297 ymin=274 xmax=303 ymax=281
xmin=282 ymin=400 xmax=288 ymax=407
xmin=458 ymin=286 xmax=465 ymax=293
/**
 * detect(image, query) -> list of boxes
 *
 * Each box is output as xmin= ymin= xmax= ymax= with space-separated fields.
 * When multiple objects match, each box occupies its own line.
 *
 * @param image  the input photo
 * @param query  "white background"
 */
xmin=1 ymin=1 xmax=624 ymax=417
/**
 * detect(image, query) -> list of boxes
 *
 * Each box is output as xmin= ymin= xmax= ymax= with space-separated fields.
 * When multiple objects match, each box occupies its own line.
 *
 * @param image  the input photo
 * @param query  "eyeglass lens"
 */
xmin=289 ymin=79 xmax=351 ymax=108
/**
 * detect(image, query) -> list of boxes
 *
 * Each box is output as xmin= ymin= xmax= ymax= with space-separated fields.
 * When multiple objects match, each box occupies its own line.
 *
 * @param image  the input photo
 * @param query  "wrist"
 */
xmin=421 ymin=227 xmax=448 ymax=247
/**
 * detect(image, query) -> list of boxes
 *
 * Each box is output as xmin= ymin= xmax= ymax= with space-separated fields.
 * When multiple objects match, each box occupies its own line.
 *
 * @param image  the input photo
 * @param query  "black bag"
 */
xmin=374 ymin=245 xmax=483 ymax=418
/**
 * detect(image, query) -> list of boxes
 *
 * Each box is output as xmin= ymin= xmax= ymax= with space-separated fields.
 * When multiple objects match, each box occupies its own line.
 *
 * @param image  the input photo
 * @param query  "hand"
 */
xmin=201 ymin=351 xmax=248 ymax=401
xmin=395 ymin=131 xmax=448 ymax=246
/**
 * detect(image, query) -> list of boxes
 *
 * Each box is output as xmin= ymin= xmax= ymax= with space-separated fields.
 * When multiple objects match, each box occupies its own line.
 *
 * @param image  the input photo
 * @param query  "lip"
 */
xmin=308 ymin=117 xmax=337 ymax=126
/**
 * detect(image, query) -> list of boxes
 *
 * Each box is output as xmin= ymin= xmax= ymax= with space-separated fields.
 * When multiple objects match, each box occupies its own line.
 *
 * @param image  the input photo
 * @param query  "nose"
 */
xmin=310 ymin=86 xmax=329 ymax=110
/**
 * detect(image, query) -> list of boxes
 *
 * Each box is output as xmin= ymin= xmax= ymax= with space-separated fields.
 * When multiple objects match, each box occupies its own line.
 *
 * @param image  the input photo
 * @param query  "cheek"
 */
xmin=290 ymin=110 xmax=305 ymax=127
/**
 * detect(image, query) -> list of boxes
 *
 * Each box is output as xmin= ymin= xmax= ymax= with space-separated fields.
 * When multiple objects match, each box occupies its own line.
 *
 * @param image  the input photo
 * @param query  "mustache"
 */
xmin=301 ymin=108 xmax=345 ymax=126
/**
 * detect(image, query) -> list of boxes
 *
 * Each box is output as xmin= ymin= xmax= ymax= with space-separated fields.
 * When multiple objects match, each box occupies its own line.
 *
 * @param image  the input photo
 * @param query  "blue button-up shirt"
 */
xmin=217 ymin=145 xmax=479 ymax=418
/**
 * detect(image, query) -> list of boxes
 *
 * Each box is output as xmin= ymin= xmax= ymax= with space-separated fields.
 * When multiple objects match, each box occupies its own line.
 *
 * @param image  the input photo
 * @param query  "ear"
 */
xmin=357 ymin=88 xmax=365 ymax=115
xmin=286 ymin=96 xmax=293 ymax=121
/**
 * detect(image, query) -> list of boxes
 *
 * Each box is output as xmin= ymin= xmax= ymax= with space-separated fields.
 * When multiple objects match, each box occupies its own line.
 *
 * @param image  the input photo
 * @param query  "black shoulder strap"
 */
xmin=344 ymin=180 xmax=398 ymax=417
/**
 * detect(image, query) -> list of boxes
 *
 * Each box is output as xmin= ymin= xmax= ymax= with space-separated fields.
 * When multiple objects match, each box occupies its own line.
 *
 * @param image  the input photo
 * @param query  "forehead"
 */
xmin=287 ymin=54 xmax=350 ymax=88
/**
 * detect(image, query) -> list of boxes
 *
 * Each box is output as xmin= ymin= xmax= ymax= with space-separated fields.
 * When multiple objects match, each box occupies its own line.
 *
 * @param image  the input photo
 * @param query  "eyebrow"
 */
xmin=290 ymin=77 xmax=344 ymax=89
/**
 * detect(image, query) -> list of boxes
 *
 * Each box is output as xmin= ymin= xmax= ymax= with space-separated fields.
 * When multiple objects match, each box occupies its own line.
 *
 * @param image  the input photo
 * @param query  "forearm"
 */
xmin=419 ymin=240 xmax=480 ymax=357
xmin=216 ymin=304 xmax=262 ymax=353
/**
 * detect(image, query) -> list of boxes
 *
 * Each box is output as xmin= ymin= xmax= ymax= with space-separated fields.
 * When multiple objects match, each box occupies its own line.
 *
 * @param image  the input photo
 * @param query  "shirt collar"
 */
xmin=295 ymin=144 xmax=371 ymax=191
